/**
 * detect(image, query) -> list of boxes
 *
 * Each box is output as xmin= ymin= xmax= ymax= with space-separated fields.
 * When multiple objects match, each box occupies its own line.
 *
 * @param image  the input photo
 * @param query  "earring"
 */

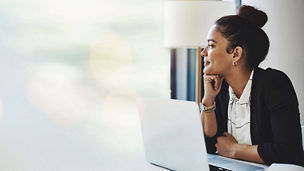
xmin=233 ymin=61 xmax=238 ymax=66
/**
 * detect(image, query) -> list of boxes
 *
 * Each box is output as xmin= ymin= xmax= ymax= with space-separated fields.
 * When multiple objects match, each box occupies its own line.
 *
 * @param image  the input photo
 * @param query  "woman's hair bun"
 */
xmin=238 ymin=5 xmax=268 ymax=28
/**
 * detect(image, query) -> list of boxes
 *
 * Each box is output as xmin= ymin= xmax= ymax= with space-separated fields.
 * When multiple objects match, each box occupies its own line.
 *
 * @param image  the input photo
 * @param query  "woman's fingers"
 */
xmin=214 ymin=75 xmax=219 ymax=90
xmin=204 ymin=74 xmax=223 ymax=90
xmin=203 ymin=74 xmax=224 ymax=101
xmin=215 ymin=75 xmax=224 ymax=90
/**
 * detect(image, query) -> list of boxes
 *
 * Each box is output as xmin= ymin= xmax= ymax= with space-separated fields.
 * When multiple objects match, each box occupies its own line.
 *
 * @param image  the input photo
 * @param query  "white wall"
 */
xmin=243 ymin=0 xmax=304 ymax=125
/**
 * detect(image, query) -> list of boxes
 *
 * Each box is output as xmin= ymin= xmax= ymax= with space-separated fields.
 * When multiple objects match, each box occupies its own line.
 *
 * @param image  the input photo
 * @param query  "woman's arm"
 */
xmin=216 ymin=132 xmax=265 ymax=164
xmin=234 ymin=144 xmax=264 ymax=164
xmin=201 ymin=74 xmax=223 ymax=137
xmin=201 ymin=99 xmax=217 ymax=137
xmin=257 ymin=69 xmax=304 ymax=166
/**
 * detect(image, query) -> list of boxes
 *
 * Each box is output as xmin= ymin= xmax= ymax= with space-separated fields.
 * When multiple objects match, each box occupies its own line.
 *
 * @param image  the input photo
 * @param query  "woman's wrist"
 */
xmin=202 ymin=98 xmax=215 ymax=106
xmin=233 ymin=144 xmax=247 ymax=159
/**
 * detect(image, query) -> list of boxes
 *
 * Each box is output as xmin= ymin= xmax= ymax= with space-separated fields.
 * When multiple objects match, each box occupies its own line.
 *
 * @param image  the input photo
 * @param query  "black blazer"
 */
xmin=205 ymin=67 xmax=304 ymax=166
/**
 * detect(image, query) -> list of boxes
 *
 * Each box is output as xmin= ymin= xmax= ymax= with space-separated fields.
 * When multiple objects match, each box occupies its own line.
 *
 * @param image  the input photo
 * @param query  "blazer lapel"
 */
xmin=250 ymin=67 xmax=264 ymax=145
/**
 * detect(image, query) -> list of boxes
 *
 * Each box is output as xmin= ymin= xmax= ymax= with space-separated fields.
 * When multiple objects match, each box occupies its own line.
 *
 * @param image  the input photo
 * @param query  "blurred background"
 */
xmin=0 ymin=0 xmax=169 ymax=170
xmin=0 ymin=0 xmax=303 ymax=170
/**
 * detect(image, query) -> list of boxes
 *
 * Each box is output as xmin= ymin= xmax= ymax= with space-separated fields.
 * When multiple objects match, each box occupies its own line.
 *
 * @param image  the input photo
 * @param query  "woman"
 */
xmin=200 ymin=5 xmax=304 ymax=166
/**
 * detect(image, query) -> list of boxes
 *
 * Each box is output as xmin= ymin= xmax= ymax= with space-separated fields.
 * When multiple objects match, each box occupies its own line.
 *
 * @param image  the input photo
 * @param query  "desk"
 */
xmin=138 ymin=153 xmax=269 ymax=171
xmin=139 ymin=154 xmax=269 ymax=171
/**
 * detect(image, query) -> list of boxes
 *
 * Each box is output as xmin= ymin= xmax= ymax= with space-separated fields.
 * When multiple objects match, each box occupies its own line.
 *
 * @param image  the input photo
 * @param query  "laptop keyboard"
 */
xmin=209 ymin=164 xmax=232 ymax=171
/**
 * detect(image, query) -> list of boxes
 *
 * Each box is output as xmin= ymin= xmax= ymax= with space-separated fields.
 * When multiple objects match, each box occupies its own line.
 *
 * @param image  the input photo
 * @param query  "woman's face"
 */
xmin=201 ymin=25 xmax=233 ymax=75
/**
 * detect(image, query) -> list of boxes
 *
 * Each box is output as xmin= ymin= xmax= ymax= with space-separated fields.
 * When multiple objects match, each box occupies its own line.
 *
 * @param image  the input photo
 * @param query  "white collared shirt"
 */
xmin=227 ymin=70 xmax=254 ymax=145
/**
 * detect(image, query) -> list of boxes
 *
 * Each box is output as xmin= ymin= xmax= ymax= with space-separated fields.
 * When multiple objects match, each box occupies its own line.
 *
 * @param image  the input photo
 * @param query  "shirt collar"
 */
xmin=229 ymin=69 xmax=254 ymax=104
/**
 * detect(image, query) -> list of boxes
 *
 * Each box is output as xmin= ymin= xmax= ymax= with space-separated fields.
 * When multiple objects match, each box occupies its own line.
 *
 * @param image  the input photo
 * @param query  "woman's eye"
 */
xmin=208 ymin=44 xmax=215 ymax=48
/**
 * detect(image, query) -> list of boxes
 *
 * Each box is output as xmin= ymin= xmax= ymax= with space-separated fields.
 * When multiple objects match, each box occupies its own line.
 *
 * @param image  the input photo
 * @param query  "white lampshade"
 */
xmin=164 ymin=1 xmax=235 ymax=48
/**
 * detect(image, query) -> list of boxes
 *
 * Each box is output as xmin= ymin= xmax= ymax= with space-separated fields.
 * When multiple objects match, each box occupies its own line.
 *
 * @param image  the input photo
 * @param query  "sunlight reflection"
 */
xmin=0 ymin=0 xmax=170 ymax=169
xmin=28 ymin=63 xmax=102 ymax=126
xmin=97 ymin=92 xmax=143 ymax=153
xmin=87 ymin=31 xmax=133 ymax=90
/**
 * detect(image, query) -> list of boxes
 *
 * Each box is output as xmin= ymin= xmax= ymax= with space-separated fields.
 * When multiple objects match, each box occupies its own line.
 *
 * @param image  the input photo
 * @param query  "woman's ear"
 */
xmin=232 ymin=46 xmax=243 ymax=61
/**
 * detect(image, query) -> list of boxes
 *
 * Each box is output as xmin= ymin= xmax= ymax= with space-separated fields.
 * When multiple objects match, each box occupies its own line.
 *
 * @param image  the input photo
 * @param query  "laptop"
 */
xmin=136 ymin=97 xmax=265 ymax=171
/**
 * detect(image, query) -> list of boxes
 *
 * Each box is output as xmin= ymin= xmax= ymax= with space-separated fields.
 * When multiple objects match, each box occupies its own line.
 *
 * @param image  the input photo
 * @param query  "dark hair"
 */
xmin=215 ymin=5 xmax=270 ymax=70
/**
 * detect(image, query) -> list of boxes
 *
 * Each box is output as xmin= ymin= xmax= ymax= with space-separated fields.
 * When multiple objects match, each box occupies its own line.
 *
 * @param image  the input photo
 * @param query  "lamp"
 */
xmin=164 ymin=0 xmax=235 ymax=104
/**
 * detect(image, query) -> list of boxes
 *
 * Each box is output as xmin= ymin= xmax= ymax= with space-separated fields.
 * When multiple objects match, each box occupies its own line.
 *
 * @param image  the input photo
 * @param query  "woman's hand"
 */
xmin=202 ymin=74 xmax=224 ymax=105
xmin=216 ymin=132 xmax=239 ymax=159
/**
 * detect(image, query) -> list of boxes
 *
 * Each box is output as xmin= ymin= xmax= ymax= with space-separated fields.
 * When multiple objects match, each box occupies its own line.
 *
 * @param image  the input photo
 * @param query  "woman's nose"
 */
xmin=201 ymin=46 xmax=208 ymax=57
